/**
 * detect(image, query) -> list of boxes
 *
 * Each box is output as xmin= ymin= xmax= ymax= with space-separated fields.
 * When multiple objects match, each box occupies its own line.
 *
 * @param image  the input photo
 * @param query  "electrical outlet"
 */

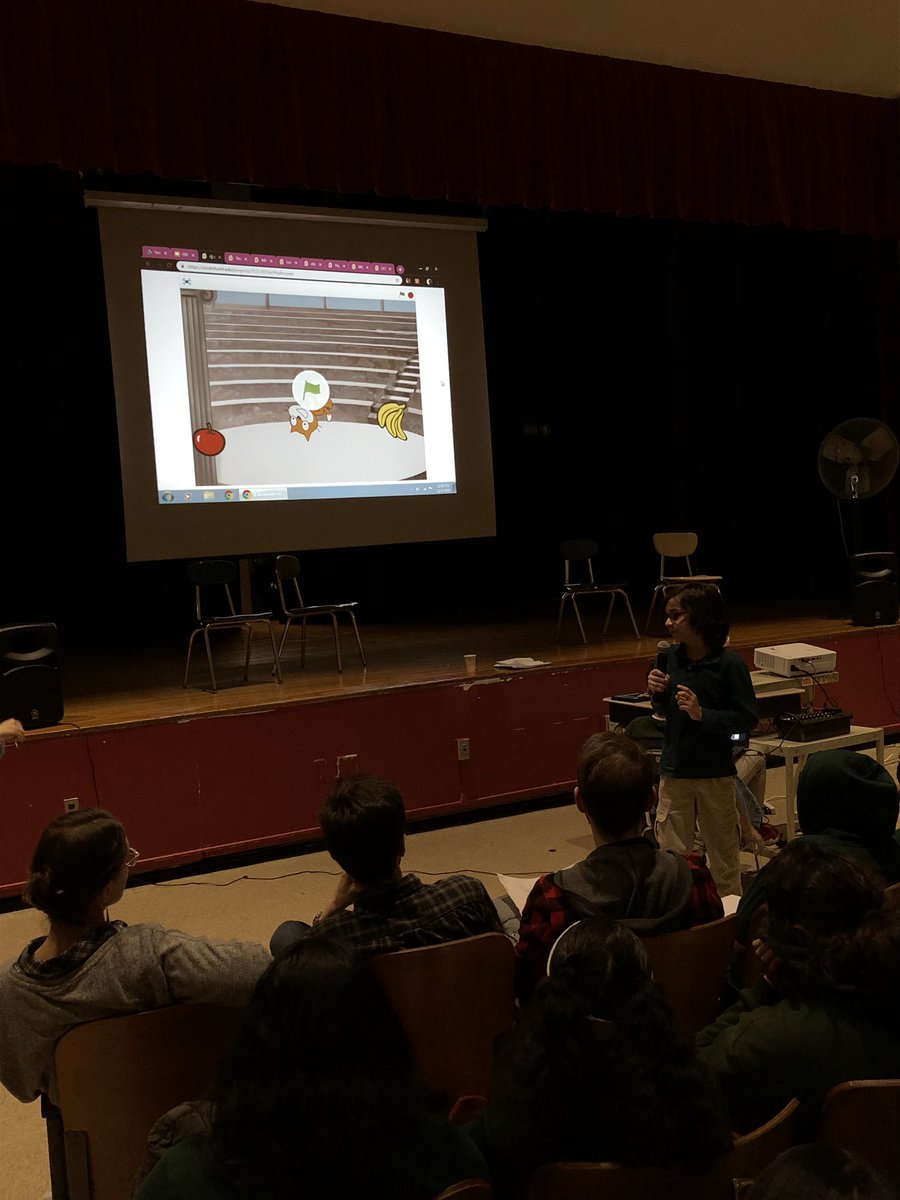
xmin=63 ymin=798 xmax=79 ymax=813
xmin=456 ymin=738 xmax=470 ymax=761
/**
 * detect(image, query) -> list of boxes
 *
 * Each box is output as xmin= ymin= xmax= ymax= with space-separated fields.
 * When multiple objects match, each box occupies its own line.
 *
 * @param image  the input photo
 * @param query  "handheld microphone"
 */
xmin=655 ymin=639 xmax=671 ymax=674
xmin=651 ymin=640 xmax=671 ymax=714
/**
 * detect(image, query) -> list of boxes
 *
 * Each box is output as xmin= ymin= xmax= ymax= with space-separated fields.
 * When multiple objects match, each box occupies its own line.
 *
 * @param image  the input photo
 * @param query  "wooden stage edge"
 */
xmin=2 ymin=608 xmax=898 ymax=896
xmin=26 ymin=608 xmax=900 ymax=739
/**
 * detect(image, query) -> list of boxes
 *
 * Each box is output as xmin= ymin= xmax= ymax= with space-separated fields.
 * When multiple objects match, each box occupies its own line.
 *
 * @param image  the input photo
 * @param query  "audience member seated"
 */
xmin=136 ymin=937 xmax=488 ymax=1200
xmin=515 ymin=732 xmax=723 ymax=999
xmin=0 ymin=809 xmax=270 ymax=1105
xmin=270 ymin=774 xmax=501 ymax=957
xmin=466 ymin=915 xmax=731 ymax=1199
xmin=0 ymin=716 xmax=25 ymax=755
xmin=697 ymin=840 xmax=900 ymax=1136
xmin=737 ymin=749 xmax=900 ymax=941
xmin=746 ymin=1144 xmax=895 ymax=1200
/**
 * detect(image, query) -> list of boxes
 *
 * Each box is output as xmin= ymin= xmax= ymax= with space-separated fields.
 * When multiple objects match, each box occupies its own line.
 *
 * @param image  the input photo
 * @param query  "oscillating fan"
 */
xmin=818 ymin=417 xmax=898 ymax=555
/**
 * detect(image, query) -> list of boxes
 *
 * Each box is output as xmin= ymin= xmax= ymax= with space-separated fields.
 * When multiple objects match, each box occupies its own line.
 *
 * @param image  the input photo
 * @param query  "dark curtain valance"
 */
xmin=1 ymin=0 xmax=897 ymax=235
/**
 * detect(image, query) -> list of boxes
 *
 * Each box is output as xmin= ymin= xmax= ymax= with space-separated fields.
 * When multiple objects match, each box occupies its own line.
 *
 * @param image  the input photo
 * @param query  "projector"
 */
xmin=753 ymin=643 xmax=837 ymax=677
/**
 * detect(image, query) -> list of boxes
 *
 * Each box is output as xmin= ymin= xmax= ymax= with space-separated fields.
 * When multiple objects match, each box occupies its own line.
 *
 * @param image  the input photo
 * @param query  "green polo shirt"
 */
xmin=659 ymin=644 xmax=758 ymax=779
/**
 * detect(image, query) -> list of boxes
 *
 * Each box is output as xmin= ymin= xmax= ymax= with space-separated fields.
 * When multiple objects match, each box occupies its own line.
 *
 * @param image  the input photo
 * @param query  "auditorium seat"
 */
xmin=372 ymin=932 xmax=516 ymax=1106
xmin=640 ymin=912 xmax=737 ymax=1036
xmin=53 ymin=1004 xmax=243 ymax=1200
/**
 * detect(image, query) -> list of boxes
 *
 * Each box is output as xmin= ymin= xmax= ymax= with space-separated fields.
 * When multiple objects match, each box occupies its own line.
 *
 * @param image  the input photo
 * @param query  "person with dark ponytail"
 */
xmin=0 ymin=809 xmax=270 ymax=1105
xmin=467 ymin=914 xmax=731 ymax=1197
xmin=136 ymin=937 xmax=487 ymax=1200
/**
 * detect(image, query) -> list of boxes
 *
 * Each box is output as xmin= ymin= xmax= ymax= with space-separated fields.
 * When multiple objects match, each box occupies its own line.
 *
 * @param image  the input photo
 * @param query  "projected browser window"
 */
xmin=140 ymin=246 xmax=457 ymax=503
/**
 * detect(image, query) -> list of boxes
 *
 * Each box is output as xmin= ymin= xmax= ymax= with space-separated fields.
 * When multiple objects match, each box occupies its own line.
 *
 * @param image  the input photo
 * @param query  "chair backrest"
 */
xmin=434 ymin=1180 xmax=495 ymax=1200
xmin=527 ymin=1158 xmax=734 ymax=1200
xmin=731 ymin=1097 xmax=801 ymax=1184
xmin=275 ymin=553 xmax=304 ymax=611
xmin=560 ymin=539 xmax=598 ymax=586
xmin=640 ymin=913 xmax=737 ymax=1037
xmin=884 ymin=880 xmax=900 ymax=909
xmin=818 ymin=1079 xmax=900 ymax=1188
xmin=187 ymin=559 xmax=238 ymax=619
xmin=372 ymin=933 xmax=516 ymax=1105
xmin=55 ymin=1004 xmax=244 ymax=1200
xmin=653 ymin=533 xmax=698 ymax=558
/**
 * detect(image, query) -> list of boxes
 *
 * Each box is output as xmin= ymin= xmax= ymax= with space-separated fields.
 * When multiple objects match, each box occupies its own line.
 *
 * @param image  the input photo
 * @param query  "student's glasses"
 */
xmin=124 ymin=846 xmax=140 ymax=869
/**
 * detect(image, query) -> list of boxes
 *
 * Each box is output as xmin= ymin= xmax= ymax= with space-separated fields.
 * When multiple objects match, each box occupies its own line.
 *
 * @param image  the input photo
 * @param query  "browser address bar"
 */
xmin=175 ymin=261 xmax=402 ymax=285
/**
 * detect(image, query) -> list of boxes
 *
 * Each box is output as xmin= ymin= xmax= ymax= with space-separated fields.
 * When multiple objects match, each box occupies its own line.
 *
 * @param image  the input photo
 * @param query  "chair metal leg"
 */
xmin=330 ymin=613 xmax=343 ymax=672
xmin=203 ymin=628 xmax=218 ymax=691
xmin=277 ymin=616 xmax=292 ymax=663
xmin=242 ymin=625 xmax=253 ymax=682
xmin=348 ymin=611 xmax=367 ymax=667
xmin=601 ymin=593 xmax=616 ymax=638
xmin=571 ymin=596 xmax=588 ymax=644
xmin=183 ymin=631 xmax=199 ymax=688
xmin=300 ymin=618 xmax=308 ymax=668
xmin=556 ymin=595 xmax=568 ymax=641
xmin=645 ymin=584 xmax=666 ymax=633
xmin=618 ymin=589 xmax=642 ymax=639
xmin=267 ymin=621 xmax=283 ymax=683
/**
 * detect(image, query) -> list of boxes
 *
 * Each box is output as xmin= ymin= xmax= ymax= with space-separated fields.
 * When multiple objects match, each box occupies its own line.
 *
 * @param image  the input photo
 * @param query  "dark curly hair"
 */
xmin=666 ymin=582 xmax=729 ymax=651
xmin=24 ymin=809 xmax=127 ymax=925
xmin=486 ymin=915 xmax=731 ymax=1182
xmin=762 ymin=840 xmax=899 ymax=1023
xmin=207 ymin=937 xmax=429 ymax=1199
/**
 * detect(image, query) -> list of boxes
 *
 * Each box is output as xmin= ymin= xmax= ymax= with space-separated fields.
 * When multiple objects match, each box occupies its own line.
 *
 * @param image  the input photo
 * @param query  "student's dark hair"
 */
xmin=319 ymin=774 xmax=406 ymax=884
xmin=23 ymin=809 xmax=127 ymax=925
xmin=208 ymin=937 xmax=424 ymax=1199
xmin=667 ymin=582 xmax=729 ymax=651
xmin=576 ymin=733 xmax=654 ymax=837
xmin=488 ymin=915 xmax=731 ymax=1177
xmin=749 ymin=1144 xmax=895 ymax=1200
xmin=762 ymin=840 xmax=899 ymax=1021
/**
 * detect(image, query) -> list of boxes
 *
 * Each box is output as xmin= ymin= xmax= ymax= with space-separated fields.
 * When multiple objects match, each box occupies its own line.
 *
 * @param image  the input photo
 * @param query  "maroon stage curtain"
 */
xmin=0 ymin=0 xmax=897 ymax=235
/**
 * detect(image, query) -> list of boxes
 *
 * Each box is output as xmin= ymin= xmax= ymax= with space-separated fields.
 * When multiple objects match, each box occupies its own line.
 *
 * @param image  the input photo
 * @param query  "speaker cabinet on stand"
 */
xmin=849 ymin=552 xmax=899 ymax=626
xmin=0 ymin=623 xmax=64 ymax=728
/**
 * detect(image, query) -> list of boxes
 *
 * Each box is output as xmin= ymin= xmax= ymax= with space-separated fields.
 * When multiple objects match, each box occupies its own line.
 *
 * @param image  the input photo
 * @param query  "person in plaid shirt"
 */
xmin=515 ymin=732 xmax=722 ymax=999
xmin=270 ymin=774 xmax=501 ymax=956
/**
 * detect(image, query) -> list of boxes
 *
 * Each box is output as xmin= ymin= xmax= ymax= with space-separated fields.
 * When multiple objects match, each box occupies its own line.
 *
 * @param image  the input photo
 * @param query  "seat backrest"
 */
xmin=187 ymin=559 xmax=238 ymax=620
xmin=275 ymin=554 xmax=304 ymax=610
xmin=731 ymin=1097 xmax=801 ymax=1184
xmin=527 ymin=1158 xmax=734 ymax=1200
xmin=372 ymin=933 xmax=516 ymax=1105
xmin=818 ymin=1079 xmax=900 ymax=1188
xmin=640 ymin=913 xmax=737 ymax=1037
xmin=884 ymin=880 xmax=900 ymax=910
xmin=55 ymin=1004 xmax=244 ymax=1200
xmin=560 ymin=540 xmax=598 ymax=586
xmin=652 ymin=533 xmax=698 ymax=558
xmin=434 ymin=1180 xmax=495 ymax=1200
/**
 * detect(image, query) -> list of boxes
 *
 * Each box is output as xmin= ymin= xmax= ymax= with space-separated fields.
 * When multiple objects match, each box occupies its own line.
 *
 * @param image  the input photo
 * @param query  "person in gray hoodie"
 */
xmin=0 ymin=808 xmax=270 ymax=1105
xmin=514 ymin=732 xmax=723 ymax=1000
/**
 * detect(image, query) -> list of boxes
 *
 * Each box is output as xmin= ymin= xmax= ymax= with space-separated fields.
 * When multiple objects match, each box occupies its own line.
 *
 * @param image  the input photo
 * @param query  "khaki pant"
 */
xmin=656 ymin=775 xmax=742 ymax=899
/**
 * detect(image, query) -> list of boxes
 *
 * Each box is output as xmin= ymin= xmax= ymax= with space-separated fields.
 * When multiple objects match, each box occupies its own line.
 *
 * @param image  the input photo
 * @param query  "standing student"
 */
xmin=647 ymin=583 xmax=758 ymax=897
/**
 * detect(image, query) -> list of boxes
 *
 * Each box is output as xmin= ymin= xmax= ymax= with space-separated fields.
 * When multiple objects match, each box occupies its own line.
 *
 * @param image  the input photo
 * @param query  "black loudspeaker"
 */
xmin=850 ymin=552 xmax=899 ymax=626
xmin=0 ymin=623 xmax=64 ymax=729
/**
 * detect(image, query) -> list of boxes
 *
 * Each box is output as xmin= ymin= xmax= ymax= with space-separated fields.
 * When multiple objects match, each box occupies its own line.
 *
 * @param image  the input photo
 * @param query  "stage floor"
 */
xmin=35 ymin=602 xmax=900 ymax=738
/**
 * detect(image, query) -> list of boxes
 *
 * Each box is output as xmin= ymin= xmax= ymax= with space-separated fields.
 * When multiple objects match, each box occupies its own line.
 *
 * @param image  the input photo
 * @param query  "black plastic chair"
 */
xmin=183 ymin=559 xmax=283 ymax=691
xmin=556 ymin=539 xmax=640 ymax=643
xmin=275 ymin=554 xmax=366 ymax=673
